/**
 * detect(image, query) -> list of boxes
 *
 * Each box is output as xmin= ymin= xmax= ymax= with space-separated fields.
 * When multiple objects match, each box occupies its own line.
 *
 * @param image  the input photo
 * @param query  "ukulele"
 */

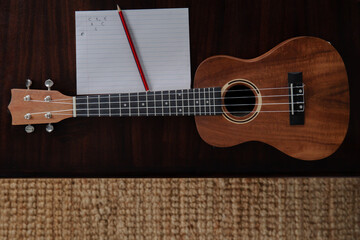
xmin=8 ymin=36 xmax=349 ymax=160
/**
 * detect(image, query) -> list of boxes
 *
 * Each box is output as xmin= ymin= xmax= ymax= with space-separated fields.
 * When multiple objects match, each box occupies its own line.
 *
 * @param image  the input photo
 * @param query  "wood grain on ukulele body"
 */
xmin=194 ymin=37 xmax=349 ymax=160
xmin=8 ymin=37 xmax=350 ymax=160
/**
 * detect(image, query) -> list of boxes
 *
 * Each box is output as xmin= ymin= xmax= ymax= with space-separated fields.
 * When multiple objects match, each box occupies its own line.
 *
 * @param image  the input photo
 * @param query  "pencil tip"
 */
xmin=117 ymin=5 xmax=121 ymax=11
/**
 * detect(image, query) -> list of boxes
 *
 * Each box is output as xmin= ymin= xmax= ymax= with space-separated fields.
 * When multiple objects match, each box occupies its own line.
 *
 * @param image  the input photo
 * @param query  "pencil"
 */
xmin=117 ymin=5 xmax=150 ymax=91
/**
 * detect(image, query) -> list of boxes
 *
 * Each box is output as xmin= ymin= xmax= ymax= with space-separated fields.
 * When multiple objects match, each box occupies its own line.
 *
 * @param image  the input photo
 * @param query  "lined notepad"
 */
xmin=75 ymin=8 xmax=191 ymax=95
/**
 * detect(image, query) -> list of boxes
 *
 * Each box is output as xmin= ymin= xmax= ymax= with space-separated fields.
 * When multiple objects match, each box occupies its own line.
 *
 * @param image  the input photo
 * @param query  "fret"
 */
xmin=208 ymin=88 xmax=212 ymax=114
xmin=170 ymin=90 xmax=176 ymax=115
xmin=145 ymin=91 xmax=149 ymax=116
xmin=88 ymin=96 xmax=99 ymax=117
xmin=161 ymin=91 xmax=164 ymax=116
xmin=130 ymin=93 xmax=138 ymax=116
xmin=205 ymin=88 xmax=210 ymax=114
xmin=147 ymin=91 xmax=155 ymax=116
xmin=209 ymin=88 xmax=214 ymax=115
xmin=138 ymin=92 xmax=147 ymax=116
xmin=188 ymin=89 xmax=194 ymax=116
xmin=128 ymin=93 xmax=131 ymax=116
xmin=98 ymin=95 xmax=101 ymax=116
xmin=181 ymin=89 xmax=185 ymax=115
xmin=176 ymin=89 xmax=183 ymax=115
xmin=137 ymin=92 xmax=140 ymax=116
xmin=110 ymin=94 xmax=120 ymax=116
xmin=193 ymin=89 xmax=196 ymax=115
xmin=175 ymin=90 xmax=178 ymax=116
xmin=204 ymin=88 xmax=207 ymax=115
xmin=100 ymin=95 xmax=109 ymax=116
xmin=86 ymin=96 xmax=89 ymax=117
xmin=119 ymin=94 xmax=122 ymax=117
xmin=108 ymin=95 xmax=111 ymax=117
xmin=212 ymin=88 xmax=215 ymax=115
xmin=120 ymin=93 xmax=130 ymax=116
xmin=195 ymin=89 xmax=200 ymax=115
xmin=200 ymin=88 xmax=205 ymax=115
xmin=155 ymin=91 xmax=162 ymax=116
xmin=163 ymin=90 xmax=170 ymax=116
xmin=183 ymin=89 xmax=189 ymax=116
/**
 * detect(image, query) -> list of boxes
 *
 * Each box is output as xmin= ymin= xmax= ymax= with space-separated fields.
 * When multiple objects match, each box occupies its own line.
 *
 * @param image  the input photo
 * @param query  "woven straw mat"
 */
xmin=0 ymin=178 xmax=359 ymax=239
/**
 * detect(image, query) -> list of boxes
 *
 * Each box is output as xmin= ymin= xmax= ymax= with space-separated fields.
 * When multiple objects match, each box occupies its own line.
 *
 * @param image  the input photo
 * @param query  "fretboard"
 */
xmin=75 ymin=87 xmax=222 ymax=117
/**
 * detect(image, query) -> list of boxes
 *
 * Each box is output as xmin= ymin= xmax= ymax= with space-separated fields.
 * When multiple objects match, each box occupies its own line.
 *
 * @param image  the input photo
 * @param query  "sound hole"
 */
xmin=224 ymin=85 xmax=256 ymax=117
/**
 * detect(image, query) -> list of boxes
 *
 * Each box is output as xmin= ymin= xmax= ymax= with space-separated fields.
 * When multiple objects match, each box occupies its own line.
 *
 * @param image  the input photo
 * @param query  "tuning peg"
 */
xmin=45 ymin=123 xmax=54 ymax=133
xmin=25 ymin=79 xmax=32 ymax=89
xmin=44 ymin=79 xmax=54 ymax=90
xmin=25 ymin=124 xmax=34 ymax=133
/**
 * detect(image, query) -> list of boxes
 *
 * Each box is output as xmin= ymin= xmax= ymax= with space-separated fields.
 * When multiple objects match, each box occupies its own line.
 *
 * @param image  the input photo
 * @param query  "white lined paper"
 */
xmin=75 ymin=8 xmax=191 ymax=94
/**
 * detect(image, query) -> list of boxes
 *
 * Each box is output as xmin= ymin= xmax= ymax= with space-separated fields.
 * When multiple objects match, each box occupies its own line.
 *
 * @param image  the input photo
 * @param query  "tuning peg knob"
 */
xmin=45 ymin=79 xmax=54 ymax=90
xmin=45 ymin=123 xmax=54 ymax=133
xmin=25 ymin=79 xmax=32 ymax=89
xmin=25 ymin=124 xmax=35 ymax=133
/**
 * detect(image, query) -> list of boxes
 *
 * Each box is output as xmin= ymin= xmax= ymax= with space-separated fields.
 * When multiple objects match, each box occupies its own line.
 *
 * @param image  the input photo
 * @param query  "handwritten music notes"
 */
xmin=75 ymin=9 xmax=191 ymax=94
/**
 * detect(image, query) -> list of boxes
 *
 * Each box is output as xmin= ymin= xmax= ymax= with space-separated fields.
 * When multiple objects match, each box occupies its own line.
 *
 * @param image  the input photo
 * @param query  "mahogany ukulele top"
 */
xmin=194 ymin=37 xmax=349 ymax=160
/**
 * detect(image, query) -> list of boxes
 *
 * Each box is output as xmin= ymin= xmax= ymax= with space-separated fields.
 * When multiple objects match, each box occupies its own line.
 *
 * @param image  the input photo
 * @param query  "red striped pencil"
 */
xmin=117 ymin=5 xmax=149 ymax=91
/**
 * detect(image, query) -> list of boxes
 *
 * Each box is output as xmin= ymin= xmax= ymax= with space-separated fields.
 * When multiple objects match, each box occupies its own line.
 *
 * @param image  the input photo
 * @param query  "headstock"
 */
xmin=8 ymin=79 xmax=74 ymax=133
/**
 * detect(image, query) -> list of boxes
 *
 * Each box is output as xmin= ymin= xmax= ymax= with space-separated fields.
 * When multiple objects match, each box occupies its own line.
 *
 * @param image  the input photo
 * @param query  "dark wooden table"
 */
xmin=0 ymin=0 xmax=359 ymax=177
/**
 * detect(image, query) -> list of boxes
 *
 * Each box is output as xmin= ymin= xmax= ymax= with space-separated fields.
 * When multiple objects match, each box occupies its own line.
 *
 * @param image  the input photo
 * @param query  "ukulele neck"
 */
xmin=75 ymin=87 xmax=222 ymax=117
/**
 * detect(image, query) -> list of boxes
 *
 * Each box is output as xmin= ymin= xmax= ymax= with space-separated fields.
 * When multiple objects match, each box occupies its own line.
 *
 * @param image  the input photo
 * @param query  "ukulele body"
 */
xmin=194 ymin=36 xmax=349 ymax=160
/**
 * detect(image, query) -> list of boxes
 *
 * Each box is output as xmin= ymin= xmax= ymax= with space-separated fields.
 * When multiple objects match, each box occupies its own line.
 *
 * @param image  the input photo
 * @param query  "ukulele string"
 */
xmin=46 ymin=98 xmax=73 ymax=101
xmin=73 ymin=101 xmax=304 ymax=109
xmin=72 ymin=109 xmax=304 ymax=117
xmin=28 ymin=101 xmax=304 ymax=115
xmin=28 ymin=102 xmax=304 ymax=116
xmin=27 ymin=85 xmax=304 ymax=105
xmin=27 ymin=85 xmax=304 ymax=115
xmin=28 ymin=99 xmax=305 ymax=115
xmin=75 ymin=84 xmax=303 ymax=98
xmin=48 ymin=108 xmax=305 ymax=117
xmin=27 ymin=92 xmax=304 ymax=106
xmin=73 ymin=93 xmax=304 ymax=106
xmin=28 ymin=100 xmax=73 ymax=104
xmin=29 ymin=109 xmax=74 ymax=115
xmin=224 ymin=85 xmax=304 ymax=92
xmin=74 ymin=86 xmax=304 ymax=103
